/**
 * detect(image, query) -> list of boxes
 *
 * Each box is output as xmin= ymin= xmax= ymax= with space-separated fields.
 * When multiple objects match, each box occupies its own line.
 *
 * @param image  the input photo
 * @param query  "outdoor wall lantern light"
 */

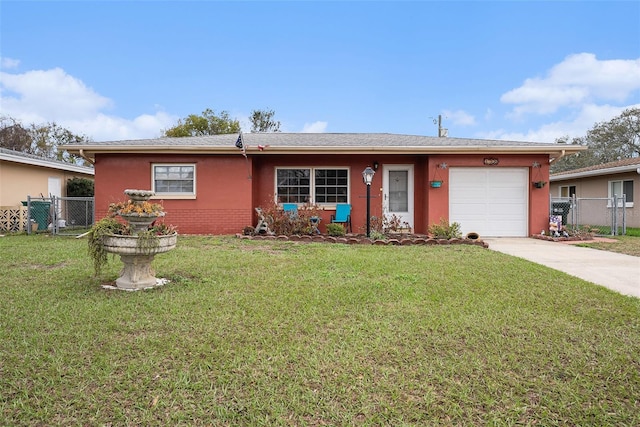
xmin=362 ymin=166 xmax=375 ymax=237
xmin=373 ymin=161 xmax=379 ymax=171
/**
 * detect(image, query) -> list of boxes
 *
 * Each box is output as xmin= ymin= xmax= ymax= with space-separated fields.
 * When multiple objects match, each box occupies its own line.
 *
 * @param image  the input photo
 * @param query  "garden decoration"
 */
xmin=532 ymin=161 xmax=547 ymax=188
xmin=430 ymin=163 xmax=447 ymax=188
xmin=89 ymin=189 xmax=177 ymax=290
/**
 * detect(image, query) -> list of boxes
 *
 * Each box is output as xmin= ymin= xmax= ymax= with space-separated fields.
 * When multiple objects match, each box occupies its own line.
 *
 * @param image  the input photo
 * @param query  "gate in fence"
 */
xmin=18 ymin=196 xmax=95 ymax=236
xmin=550 ymin=194 xmax=627 ymax=236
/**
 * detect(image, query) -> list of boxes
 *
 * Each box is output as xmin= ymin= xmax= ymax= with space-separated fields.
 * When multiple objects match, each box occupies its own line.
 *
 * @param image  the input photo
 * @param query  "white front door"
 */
xmin=382 ymin=164 xmax=414 ymax=230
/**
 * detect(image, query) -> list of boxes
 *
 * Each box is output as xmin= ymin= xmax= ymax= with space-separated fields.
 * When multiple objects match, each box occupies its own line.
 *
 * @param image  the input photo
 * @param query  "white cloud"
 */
xmin=64 ymin=112 xmax=177 ymax=141
xmin=0 ymin=65 xmax=177 ymax=141
xmin=1 ymin=67 xmax=112 ymax=120
xmin=479 ymin=103 xmax=640 ymax=143
xmin=441 ymin=109 xmax=476 ymax=126
xmin=501 ymin=53 xmax=640 ymax=116
xmin=301 ymin=121 xmax=328 ymax=133
xmin=0 ymin=57 xmax=20 ymax=69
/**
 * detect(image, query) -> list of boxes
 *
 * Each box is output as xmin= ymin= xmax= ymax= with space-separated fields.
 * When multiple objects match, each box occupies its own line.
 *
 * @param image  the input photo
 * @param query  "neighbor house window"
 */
xmin=276 ymin=167 xmax=349 ymax=204
xmin=609 ymin=180 xmax=634 ymax=207
xmin=559 ymin=185 xmax=576 ymax=198
xmin=153 ymin=164 xmax=196 ymax=196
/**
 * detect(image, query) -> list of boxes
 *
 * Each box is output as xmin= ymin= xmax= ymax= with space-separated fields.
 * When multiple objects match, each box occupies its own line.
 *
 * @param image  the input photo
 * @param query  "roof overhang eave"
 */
xmin=1 ymin=151 xmax=95 ymax=175
xmin=65 ymin=144 xmax=586 ymax=158
xmin=551 ymin=164 xmax=640 ymax=181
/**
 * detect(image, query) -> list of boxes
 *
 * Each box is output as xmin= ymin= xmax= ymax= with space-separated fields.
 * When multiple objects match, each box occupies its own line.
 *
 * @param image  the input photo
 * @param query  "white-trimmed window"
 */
xmin=559 ymin=185 xmax=576 ymax=198
xmin=608 ymin=179 xmax=634 ymax=207
xmin=152 ymin=164 xmax=196 ymax=196
xmin=276 ymin=167 xmax=349 ymax=204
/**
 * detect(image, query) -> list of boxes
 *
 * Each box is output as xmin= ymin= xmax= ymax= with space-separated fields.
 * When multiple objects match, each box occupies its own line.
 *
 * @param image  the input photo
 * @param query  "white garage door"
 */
xmin=449 ymin=168 xmax=528 ymax=237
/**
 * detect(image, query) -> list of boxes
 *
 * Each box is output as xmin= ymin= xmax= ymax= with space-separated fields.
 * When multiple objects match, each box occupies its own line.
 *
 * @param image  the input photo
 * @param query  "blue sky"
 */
xmin=1 ymin=1 xmax=639 ymax=143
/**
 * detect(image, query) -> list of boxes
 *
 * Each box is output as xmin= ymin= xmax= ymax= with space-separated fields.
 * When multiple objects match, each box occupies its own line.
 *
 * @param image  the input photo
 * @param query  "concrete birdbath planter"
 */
xmin=89 ymin=189 xmax=177 ymax=291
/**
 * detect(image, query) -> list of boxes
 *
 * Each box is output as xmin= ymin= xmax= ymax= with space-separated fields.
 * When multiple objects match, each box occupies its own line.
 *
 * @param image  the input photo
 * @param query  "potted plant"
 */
xmin=430 ymin=163 xmax=446 ymax=188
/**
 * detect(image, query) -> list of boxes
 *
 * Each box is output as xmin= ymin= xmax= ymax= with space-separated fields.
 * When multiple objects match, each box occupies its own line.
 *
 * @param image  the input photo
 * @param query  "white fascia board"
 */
xmin=0 ymin=152 xmax=94 ymax=175
xmin=551 ymin=165 xmax=640 ymax=181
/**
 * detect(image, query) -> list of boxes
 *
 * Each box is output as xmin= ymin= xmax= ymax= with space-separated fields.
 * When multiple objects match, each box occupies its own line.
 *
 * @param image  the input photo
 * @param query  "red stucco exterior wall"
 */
xmin=93 ymin=152 xmax=550 ymax=236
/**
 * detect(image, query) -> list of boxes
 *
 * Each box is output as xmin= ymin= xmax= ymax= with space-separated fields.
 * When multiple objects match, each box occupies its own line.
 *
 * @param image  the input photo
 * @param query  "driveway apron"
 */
xmin=484 ymin=238 xmax=640 ymax=298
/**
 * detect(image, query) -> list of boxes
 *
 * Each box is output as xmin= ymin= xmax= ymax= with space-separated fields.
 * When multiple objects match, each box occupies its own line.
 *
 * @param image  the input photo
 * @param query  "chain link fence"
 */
xmin=550 ymin=195 xmax=627 ymax=236
xmin=51 ymin=196 xmax=95 ymax=236
xmin=12 ymin=196 xmax=95 ymax=236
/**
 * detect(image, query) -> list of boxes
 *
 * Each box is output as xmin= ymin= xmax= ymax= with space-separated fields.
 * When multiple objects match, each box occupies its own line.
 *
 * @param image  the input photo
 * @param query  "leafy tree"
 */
xmin=29 ymin=122 xmax=91 ymax=163
xmin=0 ymin=116 xmax=92 ymax=165
xmin=551 ymin=107 xmax=640 ymax=173
xmin=0 ymin=116 xmax=31 ymax=152
xmin=250 ymin=109 xmax=281 ymax=132
xmin=587 ymin=107 xmax=640 ymax=160
xmin=164 ymin=108 xmax=240 ymax=137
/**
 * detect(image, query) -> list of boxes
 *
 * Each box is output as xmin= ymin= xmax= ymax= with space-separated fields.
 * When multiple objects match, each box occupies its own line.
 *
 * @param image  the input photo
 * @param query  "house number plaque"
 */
xmin=483 ymin=158 xmax=499 ymax=166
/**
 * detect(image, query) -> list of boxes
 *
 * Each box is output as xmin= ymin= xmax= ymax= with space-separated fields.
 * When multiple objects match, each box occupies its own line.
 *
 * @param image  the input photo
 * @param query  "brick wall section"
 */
xmin=94 ymin=152 xmax=551 ymax=236
xmin=164 ymin=208 xmax=252 ymax=235
xmin=94 ymin=154 xmax=252 ymax=235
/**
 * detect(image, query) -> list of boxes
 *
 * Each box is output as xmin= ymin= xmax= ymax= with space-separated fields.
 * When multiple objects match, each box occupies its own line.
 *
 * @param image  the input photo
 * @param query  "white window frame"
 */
xmin=151 ymin=163 xmax=196 ymax=199
xmin=608 ymin=179 xmax=633 ymax=208
xmin=275 ymin=167 xmax=350 ymax=206
xmin=558 ymin=185 xmax=576 ymax=198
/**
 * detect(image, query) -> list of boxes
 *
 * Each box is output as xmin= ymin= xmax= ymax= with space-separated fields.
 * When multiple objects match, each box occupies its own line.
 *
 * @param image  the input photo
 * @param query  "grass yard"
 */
xmin=575 ymin=229 xmax=640 ymax=257
xmin=1 ymin=234 xmax=639 ymax=426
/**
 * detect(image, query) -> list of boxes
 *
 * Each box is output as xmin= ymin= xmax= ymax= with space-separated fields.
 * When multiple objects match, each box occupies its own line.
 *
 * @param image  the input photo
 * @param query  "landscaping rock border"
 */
xmin=530 ymin=234 xmax=595 ymax=243
xmin=236 ymin=233 xmax=490 ymax=248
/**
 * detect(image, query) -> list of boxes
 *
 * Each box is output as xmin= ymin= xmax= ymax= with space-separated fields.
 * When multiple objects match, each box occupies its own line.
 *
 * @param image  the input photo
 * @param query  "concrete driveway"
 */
xmin=484 ymin=238 xmax=640 ymax=298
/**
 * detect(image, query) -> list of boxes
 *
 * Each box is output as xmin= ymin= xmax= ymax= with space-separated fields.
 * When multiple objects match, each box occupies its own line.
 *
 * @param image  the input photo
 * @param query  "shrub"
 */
xmin=66 ymin=177 xmax=94 ymax=197
xmin=428 ymin=218 xmax=462 ymax=239
xmin=384 ymin=214 xmax=411 ymax=233
xmin=326 ymin=223 xmax=345 ymax=237
xmin=368 ymin=230 xmax=387 ymax=240
xmin=257 ymin=199 xmax=323 ymax=235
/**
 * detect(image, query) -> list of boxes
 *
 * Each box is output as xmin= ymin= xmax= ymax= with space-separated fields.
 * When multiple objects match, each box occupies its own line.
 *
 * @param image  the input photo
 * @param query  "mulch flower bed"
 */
xmin=236 ymin=233 xmax=489 ymax=248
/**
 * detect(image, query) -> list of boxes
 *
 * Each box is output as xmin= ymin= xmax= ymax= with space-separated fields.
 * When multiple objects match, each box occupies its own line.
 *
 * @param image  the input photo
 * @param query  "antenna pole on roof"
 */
xmin=438 ymin=115 xmax=448 ymax=138
xmin=430 ymin=115 xmax=448 ymax=137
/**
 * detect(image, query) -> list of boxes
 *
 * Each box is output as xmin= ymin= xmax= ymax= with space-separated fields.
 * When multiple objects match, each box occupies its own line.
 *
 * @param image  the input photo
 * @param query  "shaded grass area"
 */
xmin=1 ymin=235 xmax=639 ymax=426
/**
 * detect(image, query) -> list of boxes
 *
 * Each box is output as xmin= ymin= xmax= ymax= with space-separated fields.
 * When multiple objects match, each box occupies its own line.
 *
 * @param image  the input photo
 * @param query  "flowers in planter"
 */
xmin=108 ymin=200 xmax=165 ymax=217
xmin=88 ymin=211 xmax=177 ymax=275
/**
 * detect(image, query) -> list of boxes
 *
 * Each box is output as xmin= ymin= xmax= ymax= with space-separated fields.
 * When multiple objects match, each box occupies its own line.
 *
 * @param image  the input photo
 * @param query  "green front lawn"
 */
xmin=576 ymin=231 xmax=640 ymax=257
xmin=1 ymin=235 xmax=638 ymax=426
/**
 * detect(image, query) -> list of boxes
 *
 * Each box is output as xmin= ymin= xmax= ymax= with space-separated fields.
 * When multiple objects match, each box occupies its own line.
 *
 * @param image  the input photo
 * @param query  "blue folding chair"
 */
xmin=330 ymin=203 xmax=352 ymax=233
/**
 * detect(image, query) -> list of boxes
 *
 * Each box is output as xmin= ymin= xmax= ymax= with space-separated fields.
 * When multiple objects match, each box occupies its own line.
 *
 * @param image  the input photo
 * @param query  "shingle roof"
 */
xmin=0 ymin=147 xmax=94 ymax=175
xmin=551 ymin=157 xmax=640 ymax=176
xmin=63 ymin=133 xmax=586 ymax=161
xmin=66 ymin=132 xmax=555 ymax=148
xmin=550 ymin=157 xmax=640 ymax=181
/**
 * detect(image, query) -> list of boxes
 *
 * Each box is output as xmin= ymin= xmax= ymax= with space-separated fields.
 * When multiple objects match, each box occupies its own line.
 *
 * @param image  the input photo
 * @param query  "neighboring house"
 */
xmin=0 ymin=148 xmax=94 ymax=231
xmin=64 ymin=133 xmax=583 ymax=237
xmin=0 ymin=147 xmax=95 ymax=205
xmin=550 ymin=157 xmax=640 ymax=229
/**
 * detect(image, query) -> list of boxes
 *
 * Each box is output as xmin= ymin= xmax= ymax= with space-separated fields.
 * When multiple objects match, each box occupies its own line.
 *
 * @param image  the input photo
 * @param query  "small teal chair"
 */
xmin=282 ymin=203 xmax=298 ymax=217
xmin=330 ymin=203 xmax=352 ymax=233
